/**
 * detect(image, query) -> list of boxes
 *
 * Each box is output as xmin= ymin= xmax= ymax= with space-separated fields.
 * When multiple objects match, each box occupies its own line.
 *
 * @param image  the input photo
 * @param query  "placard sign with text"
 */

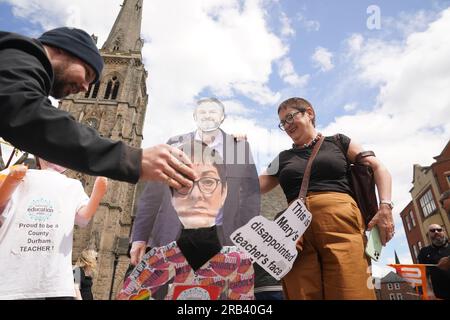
xmin=230 ymin=199 xmax=312 ymax=280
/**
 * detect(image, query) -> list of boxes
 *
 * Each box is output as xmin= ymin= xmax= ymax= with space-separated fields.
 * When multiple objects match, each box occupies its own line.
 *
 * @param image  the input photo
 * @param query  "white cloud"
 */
xmin=297 ymin=12 xmax=320 ymax=32
xmin=383 ymin=9 xmax=441 ymax=38
xmin=278 ymin=57 xmax=310 ymax=87
xmin=280 ymin=12 xmax=295 ymax=37
xmin=327 ymin=8 xmax=450 ymax=210
xmin=343 ymin=103 xmax=357 ymax=112
xmin=312 ymin=47 xmax=334 ymax=72
xmin=139 ymin=0 xmax=287 ymax=143
xmin=4 ymin=0 xmax=122 ymax=41
xmin=347 ymin=33 xmax=364 ymax=53
xmin=371 ymin=263 xmax=395 ymax=278
xmin=221 ymin=100 xmax=253 ymax=116
xmin=232 ymin=82 xmax=281 ymax=106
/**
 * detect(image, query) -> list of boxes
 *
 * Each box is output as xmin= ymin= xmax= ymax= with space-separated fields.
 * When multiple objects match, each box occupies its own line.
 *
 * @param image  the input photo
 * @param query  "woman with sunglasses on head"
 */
xmin=259 ymin=97 xmax=393 ymax=300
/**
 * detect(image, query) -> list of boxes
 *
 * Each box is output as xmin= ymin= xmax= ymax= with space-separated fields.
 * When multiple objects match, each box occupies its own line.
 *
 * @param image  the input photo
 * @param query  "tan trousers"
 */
xmin=282 ymin=192 xmax=376 ymax=300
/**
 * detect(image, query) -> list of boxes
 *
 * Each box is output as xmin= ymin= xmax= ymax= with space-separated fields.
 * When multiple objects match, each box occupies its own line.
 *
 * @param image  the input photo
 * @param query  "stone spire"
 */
xmin=102 ymin=0 xmax=144 ymax=52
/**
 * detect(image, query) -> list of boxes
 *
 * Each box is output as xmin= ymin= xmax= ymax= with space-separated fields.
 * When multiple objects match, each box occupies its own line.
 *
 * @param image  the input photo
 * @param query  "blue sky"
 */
xmin=1 ymin=0 xmax=450 ymax=278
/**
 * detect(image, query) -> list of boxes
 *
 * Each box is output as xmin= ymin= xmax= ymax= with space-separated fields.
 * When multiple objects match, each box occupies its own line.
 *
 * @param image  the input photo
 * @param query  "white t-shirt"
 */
xmin=0 ymin=169 xmax=89 ymax=300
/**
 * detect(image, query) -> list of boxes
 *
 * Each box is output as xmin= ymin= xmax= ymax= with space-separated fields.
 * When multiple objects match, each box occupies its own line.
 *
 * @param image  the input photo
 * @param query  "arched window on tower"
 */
xmin=104 ymin=81 xmax=112 ymax=99
xmin=112 ymin=80 xmax=120 ymax=100
xmin=113 ymin=38 xmax=121 ymax=52
xmin=91 ymin=83 xmax=100 ymax=98
xmin=85 ymin=82 xmax=100 ymax=99
xmin=104 ymin=76 xmax=120 ymax=100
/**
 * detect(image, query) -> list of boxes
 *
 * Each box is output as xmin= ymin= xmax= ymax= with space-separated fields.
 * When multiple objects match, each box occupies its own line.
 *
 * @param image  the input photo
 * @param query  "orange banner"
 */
xmin=388 ymin=264 xmax=429 ymax=300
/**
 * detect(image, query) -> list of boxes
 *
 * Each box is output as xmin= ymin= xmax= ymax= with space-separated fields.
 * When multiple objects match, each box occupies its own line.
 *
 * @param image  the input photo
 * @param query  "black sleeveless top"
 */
xmin=267 ymin=134 xmax=353 ymax=204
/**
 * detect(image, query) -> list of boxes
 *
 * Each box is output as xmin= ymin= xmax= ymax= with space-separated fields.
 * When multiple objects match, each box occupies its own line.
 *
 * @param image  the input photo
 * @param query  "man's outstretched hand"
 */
xmin=140 ymin=144 xmax=196 ymax=189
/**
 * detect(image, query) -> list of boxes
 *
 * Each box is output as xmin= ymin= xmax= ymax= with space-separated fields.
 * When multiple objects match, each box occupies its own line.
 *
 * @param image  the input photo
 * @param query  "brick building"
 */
xmin=432 ymin=140 xmax=450 ymax=198
xmin=400 ymin=139 xmax=450 ymax=262
xmin=375 ymin=272 xmax=420 ymax=300
xmin=400 ymin=201 xmax=425 ymax=263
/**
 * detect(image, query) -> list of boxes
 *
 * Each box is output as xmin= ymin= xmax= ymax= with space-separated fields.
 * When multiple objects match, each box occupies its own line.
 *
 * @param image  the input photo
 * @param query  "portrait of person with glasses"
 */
xmin=173 ymin=172 xmax=224 ymax=229
xmin=259 ymin=97 xmax=393 ymax=300
xmin=117 ymin=141 xmax=254 ymax=300
xmin=418 ymin=224 xmax=450 ymax=300
xmin=128 ymin=97 xmax=260 ymax=267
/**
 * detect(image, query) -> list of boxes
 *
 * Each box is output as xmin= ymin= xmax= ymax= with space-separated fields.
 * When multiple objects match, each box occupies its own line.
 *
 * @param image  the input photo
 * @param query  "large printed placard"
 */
xmin=231 ymin=199 xmax=312 ymax=280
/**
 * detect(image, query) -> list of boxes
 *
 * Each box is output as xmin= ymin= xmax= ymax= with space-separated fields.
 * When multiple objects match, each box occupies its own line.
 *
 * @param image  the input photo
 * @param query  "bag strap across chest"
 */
xmin=298 ymin=135 xmax=325 ymax=203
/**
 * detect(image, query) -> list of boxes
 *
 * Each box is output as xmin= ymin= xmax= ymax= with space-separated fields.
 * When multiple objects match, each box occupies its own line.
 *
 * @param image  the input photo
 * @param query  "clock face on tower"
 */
xmin=84 ymin=117 xmax=99 ymax=129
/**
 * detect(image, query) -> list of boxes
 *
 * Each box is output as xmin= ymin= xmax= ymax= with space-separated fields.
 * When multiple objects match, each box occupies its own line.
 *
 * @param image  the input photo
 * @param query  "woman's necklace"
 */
xmin=293 ymin=132 xmax=322 ymax=149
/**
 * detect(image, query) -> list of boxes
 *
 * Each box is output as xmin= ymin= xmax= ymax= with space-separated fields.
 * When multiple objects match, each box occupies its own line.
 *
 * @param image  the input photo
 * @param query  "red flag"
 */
xmin=388 ymin=264 xmax=429 ymax=300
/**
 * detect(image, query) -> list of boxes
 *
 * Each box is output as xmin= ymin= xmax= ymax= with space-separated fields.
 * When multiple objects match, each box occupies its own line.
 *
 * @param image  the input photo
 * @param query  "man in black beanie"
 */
xmin=0 ymin=27 xmax=195 ymax=188
xmin=37 ymin=27 xmax=104 ymax=98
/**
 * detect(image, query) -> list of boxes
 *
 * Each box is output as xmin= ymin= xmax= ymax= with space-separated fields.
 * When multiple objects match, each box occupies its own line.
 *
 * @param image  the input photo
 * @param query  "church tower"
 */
xmin=59 ymin=0 xmax=147 ymax=299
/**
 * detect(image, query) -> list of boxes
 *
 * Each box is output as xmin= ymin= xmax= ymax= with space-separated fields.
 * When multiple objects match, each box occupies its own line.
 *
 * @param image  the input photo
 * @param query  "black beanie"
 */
xmin=38 ymin=27 xmax=104 ymax=84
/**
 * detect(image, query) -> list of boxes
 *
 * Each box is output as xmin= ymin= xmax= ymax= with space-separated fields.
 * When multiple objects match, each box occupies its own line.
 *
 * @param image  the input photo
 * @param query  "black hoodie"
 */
xmin=0 ymin=31 xmax=141 ymax=183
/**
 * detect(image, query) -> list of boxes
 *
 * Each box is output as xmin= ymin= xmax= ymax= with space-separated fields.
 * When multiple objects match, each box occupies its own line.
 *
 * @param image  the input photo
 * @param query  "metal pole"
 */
xmin=109 ymin=253 xmax=119 ymax=300
xmin=5 ymin=148 xmax=16 ymax=168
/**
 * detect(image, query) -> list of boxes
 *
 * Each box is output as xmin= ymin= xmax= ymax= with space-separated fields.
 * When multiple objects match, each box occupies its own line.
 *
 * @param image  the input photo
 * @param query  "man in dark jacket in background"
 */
xmin=418 ymin=224 xmax=450 ymax=300
xmin=0 ymin=27 xmax=195 ymax=188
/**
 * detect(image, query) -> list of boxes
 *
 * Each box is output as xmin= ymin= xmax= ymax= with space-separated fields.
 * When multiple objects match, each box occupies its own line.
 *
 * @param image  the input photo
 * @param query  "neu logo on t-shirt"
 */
xmin=26 ymin=198 xmax=55 ymax=222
